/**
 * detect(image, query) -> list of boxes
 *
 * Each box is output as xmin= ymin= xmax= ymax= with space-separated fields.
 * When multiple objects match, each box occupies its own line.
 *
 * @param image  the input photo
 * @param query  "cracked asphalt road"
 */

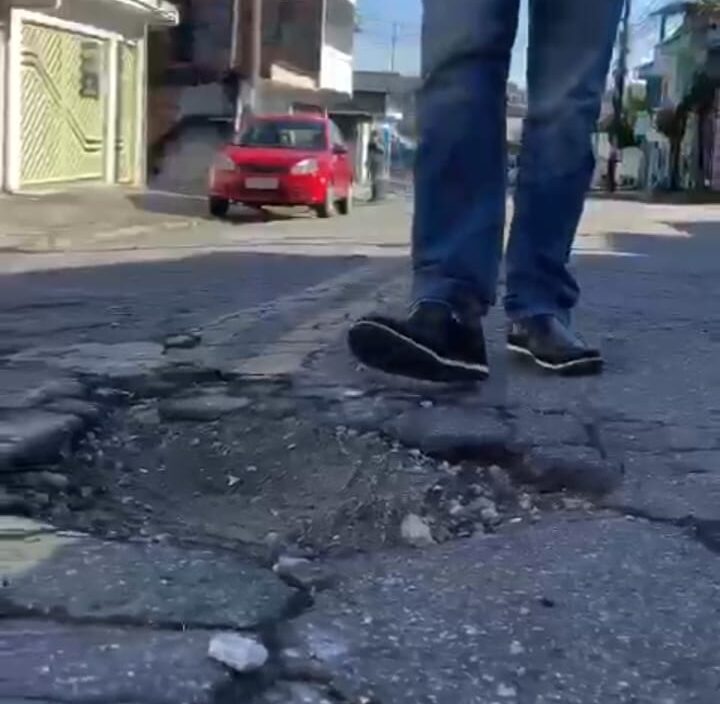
xmin=2 ymin=198 xmax=720 ymax=703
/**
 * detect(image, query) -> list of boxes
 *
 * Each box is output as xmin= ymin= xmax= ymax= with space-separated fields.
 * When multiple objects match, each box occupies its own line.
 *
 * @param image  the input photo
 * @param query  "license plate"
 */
xmin=245 ymin=177 xmax=279 ymax=190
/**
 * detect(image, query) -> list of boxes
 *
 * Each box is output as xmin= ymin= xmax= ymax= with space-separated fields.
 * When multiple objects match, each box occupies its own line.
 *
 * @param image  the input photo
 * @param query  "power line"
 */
xmin=356 ymin=18 xmax=420 ymax=72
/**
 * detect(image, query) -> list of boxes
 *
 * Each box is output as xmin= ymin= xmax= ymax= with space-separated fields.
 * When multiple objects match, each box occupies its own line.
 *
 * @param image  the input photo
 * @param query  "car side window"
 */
xmin=330 ymin=122 xmax=345 ymax=149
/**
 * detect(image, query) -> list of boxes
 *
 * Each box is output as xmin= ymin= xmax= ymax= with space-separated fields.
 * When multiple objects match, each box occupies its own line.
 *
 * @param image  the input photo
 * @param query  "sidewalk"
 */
xmin=0 ymin=185 xmax=381 ymax=253
xmin=0 ymin=188 xmax=206 ymax=252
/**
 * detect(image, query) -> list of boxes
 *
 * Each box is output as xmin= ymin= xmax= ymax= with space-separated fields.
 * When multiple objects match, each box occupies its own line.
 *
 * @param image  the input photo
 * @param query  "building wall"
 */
xmin=262 ymin=0 xmax=322 ymax=80
xmin=712 ymin=92 xmax=720 ymax=190
xmin=185 ymin=0 xmax=233 ymax=73
xmin=320 ymin=45 xmax=352 ymax=95
xmin=324 ymin=0 xmax=355 ymax=56
xmin=0 ymin=9 xmax=8 ymax=190
xmin=42 ymin=0 xmax=147 ymax=40
xmin=3 ymin=4 xmax=150 ymax=192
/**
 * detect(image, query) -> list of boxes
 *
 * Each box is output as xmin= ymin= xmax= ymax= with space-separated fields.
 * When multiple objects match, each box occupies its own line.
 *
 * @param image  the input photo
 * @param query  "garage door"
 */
xmin=20 ymin=21 xmax=108 ymax=186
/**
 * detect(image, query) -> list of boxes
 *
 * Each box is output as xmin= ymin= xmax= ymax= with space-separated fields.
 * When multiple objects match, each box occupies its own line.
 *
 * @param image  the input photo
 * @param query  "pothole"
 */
xmin=34 ymin=380 xmax=593 ymax=558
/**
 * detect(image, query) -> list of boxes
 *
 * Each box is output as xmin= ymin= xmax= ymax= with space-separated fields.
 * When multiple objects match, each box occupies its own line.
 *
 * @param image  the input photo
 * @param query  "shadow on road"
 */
xmin=0 ymin=250 xmax=378 ymax=352
xmin=128 ymin=190 xmax=305 ymax=225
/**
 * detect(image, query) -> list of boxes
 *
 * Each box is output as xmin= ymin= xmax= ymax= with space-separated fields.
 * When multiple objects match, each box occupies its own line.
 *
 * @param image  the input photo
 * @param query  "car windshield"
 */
xmin=236 ymin=120 xmax=327 ymax=151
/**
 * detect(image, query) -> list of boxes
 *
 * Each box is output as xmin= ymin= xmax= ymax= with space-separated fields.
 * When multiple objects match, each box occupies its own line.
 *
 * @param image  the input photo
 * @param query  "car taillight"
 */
xmin=212 ymin=153 xmax=236 ymax=171
xmin=290 ymin=158 xmax=319 ymax=175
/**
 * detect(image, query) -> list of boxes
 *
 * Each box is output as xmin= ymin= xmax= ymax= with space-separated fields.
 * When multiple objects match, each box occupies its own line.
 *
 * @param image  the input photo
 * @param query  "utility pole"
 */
xmin=248 ymin=0 xmax=262 ymax=112
xmin=229 ymin=0 xmax=242 ymax=132
xmin=390 ymin=22 xmax=399 ymax=73
xmin=232 ymin=0 xmax=262 ymax=132
xmin=608 ymin=0 xmax=632 ymax=192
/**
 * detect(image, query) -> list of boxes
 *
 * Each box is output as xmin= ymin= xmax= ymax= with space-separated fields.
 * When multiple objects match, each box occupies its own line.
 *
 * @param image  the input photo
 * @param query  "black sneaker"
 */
xmin=507 ymin=315 xmax=603 ymax=375
xmin=348 ymin=302 xmax=489 ymax=382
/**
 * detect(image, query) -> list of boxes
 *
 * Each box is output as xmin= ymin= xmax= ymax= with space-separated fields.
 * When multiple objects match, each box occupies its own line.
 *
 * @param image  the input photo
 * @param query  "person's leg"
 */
xmin=412 ymin=0 xmax=520 ymax=317
xmin=504 ymin=0 xmax=624 ymax=322
xmin=348 ymin=0 xmax=520 ymax=382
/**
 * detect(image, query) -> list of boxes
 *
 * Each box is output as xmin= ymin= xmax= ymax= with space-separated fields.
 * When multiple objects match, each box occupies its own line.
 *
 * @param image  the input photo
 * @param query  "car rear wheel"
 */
xmin=315 ymin=188 xmax=336 ymax=219
xmin=209 ymin=197 xmax=230 ymax=218
xmin=337 ymin=185 xmax=353 ymax=216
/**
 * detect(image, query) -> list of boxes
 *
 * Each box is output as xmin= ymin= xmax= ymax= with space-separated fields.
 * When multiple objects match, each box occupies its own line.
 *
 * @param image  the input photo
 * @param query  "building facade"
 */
xmin=637 ymin=2 xmax=720 ymax=192
xmin=150 ymin=0 xmax=355 ymax=126
xmin=147 ymin=0 xmax=356 ymax=190
xmin=0 ymin=0 xmax=178 ymax=193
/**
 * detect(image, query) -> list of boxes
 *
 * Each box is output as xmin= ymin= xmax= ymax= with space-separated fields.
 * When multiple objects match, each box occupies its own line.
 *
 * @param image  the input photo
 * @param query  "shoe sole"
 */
xmin=507 ymin=343 xmax=603 ymax=376
xmin=349 ymin=320 xmax=489 ymax=383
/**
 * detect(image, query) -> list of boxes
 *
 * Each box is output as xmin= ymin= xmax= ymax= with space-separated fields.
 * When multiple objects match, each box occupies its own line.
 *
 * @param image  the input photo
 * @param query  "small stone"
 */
xmin=227 ymin=475 xmax=241 ymax=488
xmin=465 ymin=496 xmax=497 ymax=516
xmin=400 ymin=514 xmax=435 ymax=548
xmin=164 ymin=333 xmax=202 ymax=350
xmin=561 ymin=496 xmax=586 ymax=511
xmin=128 ymin=405 xmax=160 ymax=426
xmin=488 ymin=465 xmax=516 ymax=501
xmin=448 ymin=500 xmax=465 ymax=517
xmin=480 ymin=506 xmax=502 ymax=527
xmin=208 ymin=633 xmax=268 ymax=673
xmin=279 ymin=648 xmax=333 ymax=683
xmin=509 ymin=640 xmax=525 ymax=655
xmin=0 ymin=410 xmax=83 ymax=470
xmin=497 ymin=682 xmax=517 ymax=698
xmin=159 ymin=394 xmax=251 ymax=422
xmin=45 ymin=398 xmax=100 ymax=424
xmin=7 ymin=470 xmax=69 ymax=491
xmin=274 ymin=556 xmax=336 ymax=592
xmin=262 ymin=682 xmax=334 ymax=703
xmin=265 ymin=531 xmax=281 ymax=546
xmin=518 ymin=493 xmax=533 ymax=511
xmin=420 ymin=400 xmax=434 ymax=409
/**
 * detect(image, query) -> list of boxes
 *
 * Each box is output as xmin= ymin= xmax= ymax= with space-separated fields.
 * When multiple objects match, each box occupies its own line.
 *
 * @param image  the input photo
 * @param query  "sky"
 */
xmin=354 ymin=0 xmax=662 ymax=83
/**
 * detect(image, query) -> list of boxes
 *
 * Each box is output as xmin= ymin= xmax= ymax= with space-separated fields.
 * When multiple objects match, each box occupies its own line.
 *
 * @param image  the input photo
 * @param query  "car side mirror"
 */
xmin=333 ymin=144 xmax=348 ymax=155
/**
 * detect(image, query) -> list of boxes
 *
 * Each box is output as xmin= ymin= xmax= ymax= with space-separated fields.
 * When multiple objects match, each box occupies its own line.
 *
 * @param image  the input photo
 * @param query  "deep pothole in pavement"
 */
xmin=32 ymin=379 xmax=595 ymax=558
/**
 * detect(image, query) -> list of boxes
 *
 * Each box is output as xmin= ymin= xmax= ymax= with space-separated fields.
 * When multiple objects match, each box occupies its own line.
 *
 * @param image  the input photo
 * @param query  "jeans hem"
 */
xmin=412 ymin=273 xmax=491 ymax=319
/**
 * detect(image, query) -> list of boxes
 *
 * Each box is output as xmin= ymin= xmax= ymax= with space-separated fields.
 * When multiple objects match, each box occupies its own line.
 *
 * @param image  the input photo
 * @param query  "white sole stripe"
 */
xmin=507 ymin=343 xmax=602 ymax=371
xmin=353 ymin=321 xmax=489 ymax=375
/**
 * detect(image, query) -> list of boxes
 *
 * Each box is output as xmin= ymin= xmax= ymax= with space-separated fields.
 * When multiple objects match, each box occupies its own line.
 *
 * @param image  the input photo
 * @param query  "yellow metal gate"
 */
xmin=20 ymin=21 xmax=107 ymax=186
xmin=116 ymin=42 xmax=138 ymax=183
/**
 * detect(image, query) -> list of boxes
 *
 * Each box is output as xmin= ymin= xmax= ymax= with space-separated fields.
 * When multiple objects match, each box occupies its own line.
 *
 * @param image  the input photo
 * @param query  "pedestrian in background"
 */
xmin=349 ymin=0 xmax=623 ymax=381
xmin=367 ymin=129 xmax=386 ymax=202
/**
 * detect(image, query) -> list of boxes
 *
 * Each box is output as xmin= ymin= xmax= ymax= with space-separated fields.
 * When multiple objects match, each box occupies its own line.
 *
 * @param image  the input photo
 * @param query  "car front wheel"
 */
xmin=315 ymin=188 xmax=335 ymax=219
xmin=337 ymin=185 xmax=353 ymax=216
xmin=209 ymin=197 xmax=230 ymax=218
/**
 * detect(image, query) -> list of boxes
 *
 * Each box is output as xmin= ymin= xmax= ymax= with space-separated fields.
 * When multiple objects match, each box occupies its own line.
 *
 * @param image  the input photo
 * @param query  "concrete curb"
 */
xmin=0 ymin=218 xmax=202 ymax=253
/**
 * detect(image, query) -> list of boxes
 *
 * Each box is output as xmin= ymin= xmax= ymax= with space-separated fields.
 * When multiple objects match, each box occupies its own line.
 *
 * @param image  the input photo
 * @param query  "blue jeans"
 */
xmin=412 ymin=0 xmax=624 ymax=321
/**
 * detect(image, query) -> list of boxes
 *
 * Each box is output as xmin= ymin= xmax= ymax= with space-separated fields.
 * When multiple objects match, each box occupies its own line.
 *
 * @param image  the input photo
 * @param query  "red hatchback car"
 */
xmin=208 ymin=113 xmax=354 ymax=219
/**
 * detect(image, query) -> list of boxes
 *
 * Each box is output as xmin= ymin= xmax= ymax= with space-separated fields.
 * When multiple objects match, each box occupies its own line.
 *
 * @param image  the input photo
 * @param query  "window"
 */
xmin=236 ymin=120 xmax=328 ymax=151
xmin=330 ymin=122 xmax=345 ymax=149
xmin=79 ymin=41 xmax=102 ymax=99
